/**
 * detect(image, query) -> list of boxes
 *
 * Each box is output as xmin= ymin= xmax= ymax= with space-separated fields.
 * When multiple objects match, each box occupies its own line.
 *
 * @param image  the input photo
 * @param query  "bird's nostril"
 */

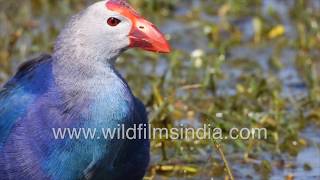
xmin=139 ymin=26 xmax=145 ymax=29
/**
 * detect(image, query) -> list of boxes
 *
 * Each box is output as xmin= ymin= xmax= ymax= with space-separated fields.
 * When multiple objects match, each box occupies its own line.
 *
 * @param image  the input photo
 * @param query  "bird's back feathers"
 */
xmin=0 ymin=54 xmax=149 ymax=180
xmin=0 ymin=54 xmax=52 ymax=150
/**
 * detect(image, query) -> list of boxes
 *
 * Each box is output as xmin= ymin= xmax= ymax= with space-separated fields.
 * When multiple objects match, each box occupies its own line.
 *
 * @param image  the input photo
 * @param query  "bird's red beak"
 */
xmin=106 ymin=0 xmax=171 ymax=53
xmin=128 ymin=18 xmax=171 ymax=53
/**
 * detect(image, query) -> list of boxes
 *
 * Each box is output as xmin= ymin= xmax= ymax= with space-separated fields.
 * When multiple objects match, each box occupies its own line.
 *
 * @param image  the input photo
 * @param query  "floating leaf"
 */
xmin=253 ymin=17 xmax=262 ymax=43
xmin=268 ymin=25 xmax=285 ymax=39
xmin=155 ymin=165 xmax=198 ymax=175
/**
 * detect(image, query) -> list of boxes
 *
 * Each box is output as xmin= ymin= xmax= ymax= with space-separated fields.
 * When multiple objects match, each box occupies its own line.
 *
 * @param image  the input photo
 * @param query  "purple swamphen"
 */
xmin=0 ymin=0 xmax=170 ymax=179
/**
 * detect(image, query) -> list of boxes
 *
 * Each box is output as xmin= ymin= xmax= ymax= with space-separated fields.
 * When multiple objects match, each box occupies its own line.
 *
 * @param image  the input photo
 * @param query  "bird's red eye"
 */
xmin=107 ymin=17 xmax=121 ymax=26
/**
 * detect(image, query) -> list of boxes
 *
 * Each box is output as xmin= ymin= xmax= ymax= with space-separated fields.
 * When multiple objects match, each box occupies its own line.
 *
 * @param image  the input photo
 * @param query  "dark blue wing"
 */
xmin=0 ymin=54 xmax=52 ymax=150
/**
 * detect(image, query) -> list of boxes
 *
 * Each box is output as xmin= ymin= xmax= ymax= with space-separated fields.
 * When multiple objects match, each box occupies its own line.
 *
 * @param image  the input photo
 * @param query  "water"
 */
xmin=149 ymin=0 xmax=319 ymax=179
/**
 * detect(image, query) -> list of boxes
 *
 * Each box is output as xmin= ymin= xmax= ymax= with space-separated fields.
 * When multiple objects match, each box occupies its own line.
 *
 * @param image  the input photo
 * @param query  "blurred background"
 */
xmin=0 ymin=0 xmax=319 ymax=179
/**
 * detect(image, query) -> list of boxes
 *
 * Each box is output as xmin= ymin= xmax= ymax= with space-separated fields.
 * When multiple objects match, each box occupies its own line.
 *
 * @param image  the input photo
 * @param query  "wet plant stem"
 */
xmin=213 ymin=140 xmax=234 ymax=180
